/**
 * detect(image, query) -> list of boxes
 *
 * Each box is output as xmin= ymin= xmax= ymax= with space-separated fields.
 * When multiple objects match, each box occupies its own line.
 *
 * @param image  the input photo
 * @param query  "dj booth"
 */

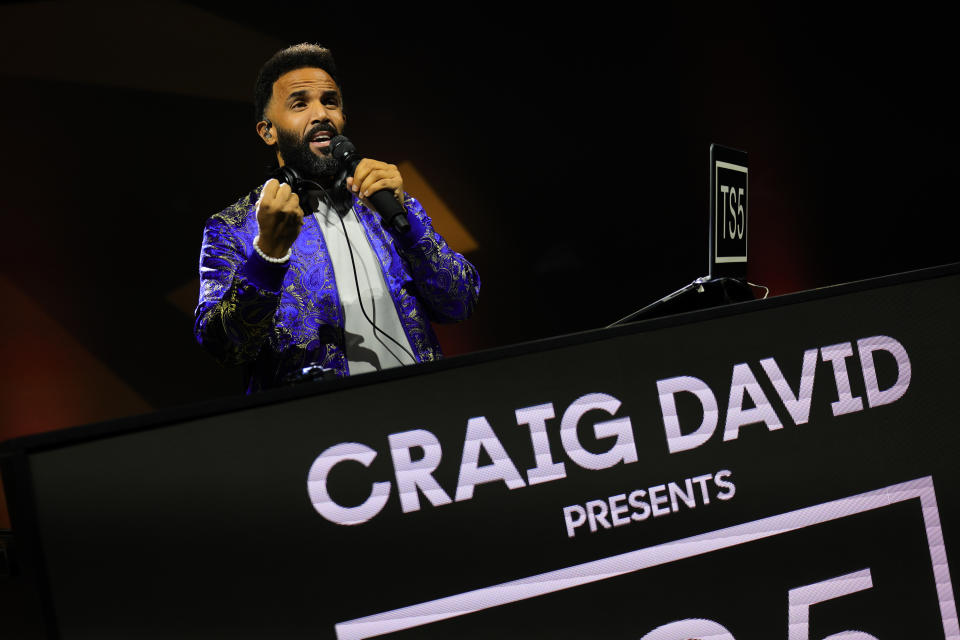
xmin=3 ymin=262 xmax=960 ymax=639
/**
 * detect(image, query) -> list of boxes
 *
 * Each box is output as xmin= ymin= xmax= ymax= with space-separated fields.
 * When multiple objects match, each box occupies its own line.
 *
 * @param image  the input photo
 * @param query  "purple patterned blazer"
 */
xmin=194 ymin=184 xmax=480 ymax=392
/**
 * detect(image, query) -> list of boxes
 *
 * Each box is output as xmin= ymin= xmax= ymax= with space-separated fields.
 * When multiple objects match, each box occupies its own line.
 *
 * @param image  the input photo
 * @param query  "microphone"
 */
xmin=330 ymin=135 xmax=410 ymax=234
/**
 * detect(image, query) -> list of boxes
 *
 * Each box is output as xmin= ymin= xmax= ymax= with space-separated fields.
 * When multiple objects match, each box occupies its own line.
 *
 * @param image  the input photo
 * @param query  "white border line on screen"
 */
xmin=334 ymin=476 xmax=958 ymax=639
xmin=714 ymin=159 xmax=748 ymax=262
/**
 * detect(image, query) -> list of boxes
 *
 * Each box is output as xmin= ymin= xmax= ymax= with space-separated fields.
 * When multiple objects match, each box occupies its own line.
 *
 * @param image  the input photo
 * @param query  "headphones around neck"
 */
xmin=262 ymin=120 xmax=351 ymax=214
xmin=269 ymin=164 xmax=320 ymax=214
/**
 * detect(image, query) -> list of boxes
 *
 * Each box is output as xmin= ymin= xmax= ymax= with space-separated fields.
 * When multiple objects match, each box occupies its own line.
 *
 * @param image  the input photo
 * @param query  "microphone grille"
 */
xmin=329 ymin=135 xmax=355 ymax=160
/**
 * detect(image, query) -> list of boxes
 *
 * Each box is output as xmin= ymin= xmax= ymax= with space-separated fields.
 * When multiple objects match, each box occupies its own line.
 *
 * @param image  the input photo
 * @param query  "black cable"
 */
xmin=606 ymin=277 xmax=709 ymax=328
xmin=606 ymin=276 xmax=760 ymax=328
xmin=302 ymin=179 xmax=417 ymax=366
xmin=336 ymin=209 xmax=416 ymax=365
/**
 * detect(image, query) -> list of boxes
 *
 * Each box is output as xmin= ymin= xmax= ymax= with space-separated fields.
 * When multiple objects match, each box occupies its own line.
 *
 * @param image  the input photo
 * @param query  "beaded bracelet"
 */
xmin=253 ymin=235 xmax=291 ymax=264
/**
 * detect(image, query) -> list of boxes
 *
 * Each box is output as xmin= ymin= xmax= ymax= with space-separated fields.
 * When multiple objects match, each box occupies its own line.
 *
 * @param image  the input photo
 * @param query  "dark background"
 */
xmin=1 ymin=3 xmax=957 ymax=493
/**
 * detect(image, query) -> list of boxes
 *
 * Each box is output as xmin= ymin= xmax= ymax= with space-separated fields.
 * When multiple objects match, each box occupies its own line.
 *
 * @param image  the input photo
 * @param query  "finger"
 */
xmin=282 ymin=191 xmax=303 ymax=215
xmin=360 ymin=177 xmax=402 ymax=199
xmin=275 ymin=181 xmax=292 ymax=202
xmin=364 ymin=165 xmax=400 ymax=195
xmin=350 ymin=158 xmax=381 ymax=193
xmin=358 ymin=167 xmax=400 ymax=193
xmin=259 ymin=179 xmax=280 ymax=211
xmin=262 ymin=178 xmax=280 ymax=198
xmin=360 ymin=175 xmax=403 ymax=197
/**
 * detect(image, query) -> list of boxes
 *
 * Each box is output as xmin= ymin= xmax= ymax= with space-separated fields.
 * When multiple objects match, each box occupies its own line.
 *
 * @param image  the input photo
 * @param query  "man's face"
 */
xmin=262 ymin=67 xmax=346 ymax=179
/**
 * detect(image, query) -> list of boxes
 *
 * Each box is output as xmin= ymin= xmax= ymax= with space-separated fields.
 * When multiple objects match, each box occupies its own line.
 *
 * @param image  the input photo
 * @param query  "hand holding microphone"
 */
xmin=330 ymin=135 xmax=411 ymax=234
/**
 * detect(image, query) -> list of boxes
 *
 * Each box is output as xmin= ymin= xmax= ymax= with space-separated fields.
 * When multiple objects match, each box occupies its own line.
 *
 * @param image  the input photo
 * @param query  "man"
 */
xmin=194 ymin=44 xmax=480 ymax=392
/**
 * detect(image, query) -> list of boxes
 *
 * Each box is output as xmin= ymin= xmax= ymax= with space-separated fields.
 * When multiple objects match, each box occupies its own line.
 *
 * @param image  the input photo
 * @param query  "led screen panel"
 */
xmin=11 ymin=267 xmax=960 ymax=638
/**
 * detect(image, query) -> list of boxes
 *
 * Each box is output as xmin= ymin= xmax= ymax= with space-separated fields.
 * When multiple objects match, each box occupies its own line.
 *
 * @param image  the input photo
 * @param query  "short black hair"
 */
xmin=254 ymin=43 xmax=341 ymax=122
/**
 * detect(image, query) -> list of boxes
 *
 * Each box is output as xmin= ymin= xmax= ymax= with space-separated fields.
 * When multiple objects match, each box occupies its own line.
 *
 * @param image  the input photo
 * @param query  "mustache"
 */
xmin=305 ymin=122 xmax=339 ymax=142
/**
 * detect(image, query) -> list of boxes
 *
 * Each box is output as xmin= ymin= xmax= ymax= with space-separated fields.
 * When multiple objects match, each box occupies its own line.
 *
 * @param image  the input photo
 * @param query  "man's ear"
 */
xmin=256 ymin=120 xmax=276 ymax=146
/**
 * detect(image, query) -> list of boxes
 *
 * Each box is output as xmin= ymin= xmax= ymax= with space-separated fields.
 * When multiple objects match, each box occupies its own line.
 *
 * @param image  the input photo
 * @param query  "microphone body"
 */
xmin=330 ymin=135 xmax=411 ymax=234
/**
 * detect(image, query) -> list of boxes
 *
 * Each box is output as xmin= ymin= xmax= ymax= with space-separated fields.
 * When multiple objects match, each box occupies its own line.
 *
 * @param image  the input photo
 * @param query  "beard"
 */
xmin=275 ymin=123 xmax=340 ymax=182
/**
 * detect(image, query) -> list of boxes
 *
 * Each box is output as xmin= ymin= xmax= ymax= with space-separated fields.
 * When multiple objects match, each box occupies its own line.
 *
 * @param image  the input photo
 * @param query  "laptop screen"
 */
xmin=709 ymin=144 xmax=748 ymax=279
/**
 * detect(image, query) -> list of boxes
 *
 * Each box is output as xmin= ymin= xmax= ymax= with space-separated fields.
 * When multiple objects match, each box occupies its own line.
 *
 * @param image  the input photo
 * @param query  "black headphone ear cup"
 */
xmin=266 ymin=165 xmax=316 ymax=211
xmin=269 ymin=165 xmax=301 ymax=189
xmin=282 ymin=166 xmax=301 ymax=186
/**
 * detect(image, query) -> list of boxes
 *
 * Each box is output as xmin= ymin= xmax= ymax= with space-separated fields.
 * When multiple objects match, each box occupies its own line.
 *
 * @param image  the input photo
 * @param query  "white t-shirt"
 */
xmin=312 ymin=200 xmax=416 ymax=375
